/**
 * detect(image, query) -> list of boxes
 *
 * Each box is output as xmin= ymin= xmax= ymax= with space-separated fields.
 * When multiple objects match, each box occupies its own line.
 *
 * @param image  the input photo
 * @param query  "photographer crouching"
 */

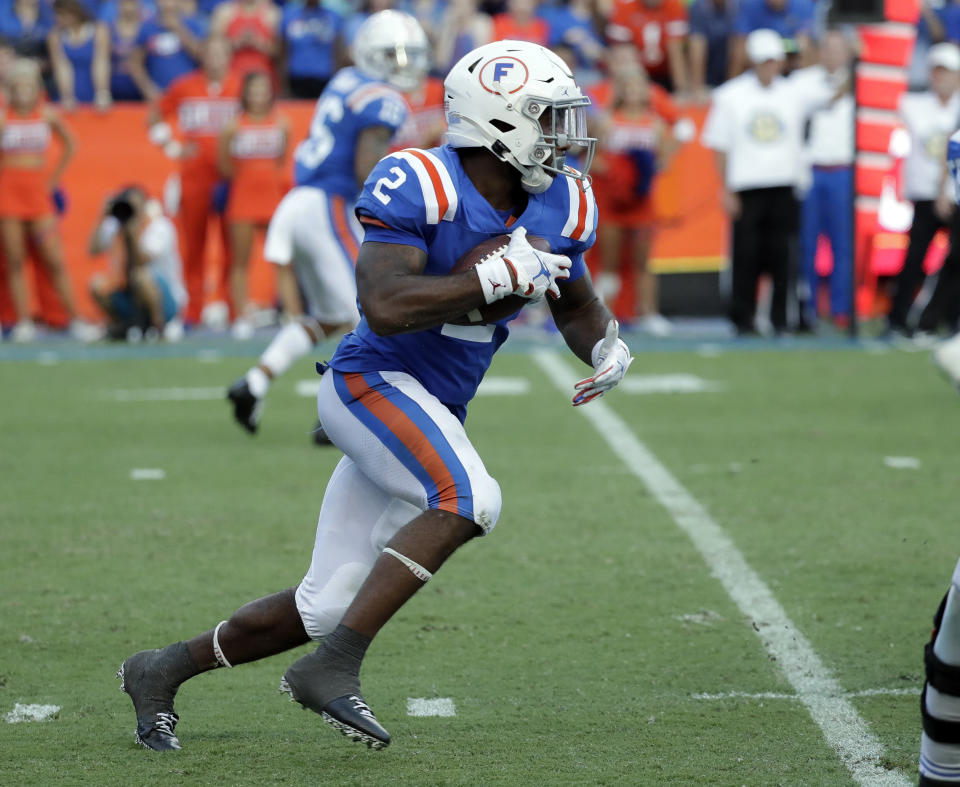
xmin=89 ymin=186 xmax=187 ymax=341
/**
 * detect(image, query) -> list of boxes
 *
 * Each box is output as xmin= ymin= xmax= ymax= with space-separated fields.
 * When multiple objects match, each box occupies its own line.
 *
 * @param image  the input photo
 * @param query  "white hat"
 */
xmin=929 ymin=42 xmax=960 ymax=72
xmin=746 ymin=29 xmax=785 ymax=64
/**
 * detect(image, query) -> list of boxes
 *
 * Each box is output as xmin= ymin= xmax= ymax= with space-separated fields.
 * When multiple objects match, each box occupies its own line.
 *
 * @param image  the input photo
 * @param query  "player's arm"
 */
xmin=550 ymin=274 xmax=633 ymax=406
xmin=356 ymin=241 xmax=492 ymax=336
xmin=354 ymin=125 xmax=397 ymax=189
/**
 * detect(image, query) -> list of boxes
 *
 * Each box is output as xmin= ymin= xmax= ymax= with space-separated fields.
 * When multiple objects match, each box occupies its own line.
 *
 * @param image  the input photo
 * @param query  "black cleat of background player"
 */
xmin=312 ymin=420 xmax=333 ymax=446
xmin=227 ymin=377 xmax=262 ymax=434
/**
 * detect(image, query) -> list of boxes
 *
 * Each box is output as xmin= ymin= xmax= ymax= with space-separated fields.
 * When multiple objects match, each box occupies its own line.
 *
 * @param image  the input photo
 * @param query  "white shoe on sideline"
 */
xmin=231 ymin=319 xmax=254 ymax=341
xmin=933 ymin=334 xmax=960 ymax=389
xmin=163 ymin=319 xmax=184 ymax=343
xmin=637 ymin=313 xmax=673 ymax=337
xmin=69 ymin=319 xmax=104 ymax=342
xmin=11 ymin=321 xmax=36 ymax=342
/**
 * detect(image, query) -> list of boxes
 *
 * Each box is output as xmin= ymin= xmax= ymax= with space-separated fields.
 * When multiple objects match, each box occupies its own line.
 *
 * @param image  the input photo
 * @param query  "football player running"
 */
xmin=118 ymin=39 xmax=633 ymax=752
xmin=226 ymin=10 xmax=428 ymax=440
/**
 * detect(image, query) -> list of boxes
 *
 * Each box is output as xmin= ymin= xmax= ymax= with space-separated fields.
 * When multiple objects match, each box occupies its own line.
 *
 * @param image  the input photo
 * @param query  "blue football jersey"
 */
xmin=949 ymin=131 xmax=960 ymax=206
xmin=329 ymin=144 xmax=599 ymax=419
xmin=293 ymin=67 xmax=408 ymax=199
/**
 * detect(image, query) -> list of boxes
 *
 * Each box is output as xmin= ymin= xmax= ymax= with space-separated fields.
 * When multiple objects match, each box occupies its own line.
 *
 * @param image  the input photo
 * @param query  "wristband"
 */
xmin=475 ymin=256 xmax=513 ymax=303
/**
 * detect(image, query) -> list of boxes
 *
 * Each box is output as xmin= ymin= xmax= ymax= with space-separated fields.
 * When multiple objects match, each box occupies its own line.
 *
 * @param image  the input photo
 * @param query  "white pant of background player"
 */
xmin=263 ymin=186 xmax=362 ymax=326
xmin=295 ymin=369 xmax=502 ymax=639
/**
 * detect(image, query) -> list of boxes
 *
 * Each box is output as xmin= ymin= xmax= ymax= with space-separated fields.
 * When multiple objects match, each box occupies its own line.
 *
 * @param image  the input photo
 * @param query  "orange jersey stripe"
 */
xmin=342 ymin=373 xmax=461 ymax=513
xmin=404 ymin=149 xmax=449 ymax=223
xmin=330 ymin=195 xmax=359 ymax=261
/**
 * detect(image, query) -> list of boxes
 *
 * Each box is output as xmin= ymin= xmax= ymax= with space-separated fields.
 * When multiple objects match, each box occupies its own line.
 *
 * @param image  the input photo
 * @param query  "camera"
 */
xmin=107 ymin=188 xmax=139 ymax=224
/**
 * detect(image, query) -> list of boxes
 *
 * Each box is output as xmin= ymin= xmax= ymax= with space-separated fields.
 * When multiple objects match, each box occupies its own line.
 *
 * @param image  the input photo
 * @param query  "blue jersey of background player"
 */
xmin=331 ymin=143 xmax=598 ymax=420
xmin=294 ymin=67 xmax=409 ymax=200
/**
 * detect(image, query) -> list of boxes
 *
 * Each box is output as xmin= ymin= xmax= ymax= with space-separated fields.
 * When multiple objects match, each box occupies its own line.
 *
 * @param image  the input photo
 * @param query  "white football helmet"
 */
xmin=444 ymin=40 xmax=596 ymax=194
xmin=351 ymin=10 xmax=429 ymax=93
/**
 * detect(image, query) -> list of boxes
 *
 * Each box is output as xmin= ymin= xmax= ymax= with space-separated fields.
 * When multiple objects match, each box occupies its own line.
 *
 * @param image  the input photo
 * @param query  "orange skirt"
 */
xmin=0 ymin=168 xmax=52 ymax=220
xmin=226 ymin=166 xmax=285 ymax=223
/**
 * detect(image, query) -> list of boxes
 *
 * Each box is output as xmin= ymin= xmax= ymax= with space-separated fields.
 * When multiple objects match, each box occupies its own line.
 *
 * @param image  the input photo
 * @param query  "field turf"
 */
xmin=1 ymin=336 xmax=957 ymax=785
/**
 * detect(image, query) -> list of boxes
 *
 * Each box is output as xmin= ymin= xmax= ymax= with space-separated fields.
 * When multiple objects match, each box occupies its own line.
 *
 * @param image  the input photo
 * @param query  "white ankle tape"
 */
xmin=383 ymin=548 xmax=432 ymax=582
xmin=213 ymin=620 xmax=233 ymax=668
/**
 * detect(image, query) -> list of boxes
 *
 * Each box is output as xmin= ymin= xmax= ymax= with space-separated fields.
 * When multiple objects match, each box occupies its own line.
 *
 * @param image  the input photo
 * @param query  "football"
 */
xmin=446 ymin=233 xmax=552 ymax=325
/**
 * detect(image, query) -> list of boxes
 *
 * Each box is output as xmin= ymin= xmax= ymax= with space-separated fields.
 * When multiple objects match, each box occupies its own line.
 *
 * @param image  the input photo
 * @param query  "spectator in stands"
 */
xmin=1 ymin=0 xmax=52 ymax=62
xmin=592 ymin=66 xmax=677 ymax=334
xmin=89 ymin=184 xmax=186 ymax=340
xmin=342 ymin=0 xmax=393 ymax=47
xmin=98 ymin=0 xmax=149 ymax=103
xmin=147 ymin=34 xmax=240 ymax=327
xmin=887 ymin=43 xmax=960 ymax=338
xmin=128 ymin=0 xmax=206 ymax=101
xmin=539 ymin=0 xmax=606 ymax=81
xmin=606 ymin=0 xmax=691 ymax=95
xmin=433 ymin=0 xmax=492 ymax=75
xmin=729 ymin=0 xmax=814 ymax=75
xmin=48 ymin=0 xmax=103 ymax=109
xmin=211 ymin=0 xmax=280 ymax=83
xmin=702 ymin=29 xmax=833 ymax=335
xmin=795 ymin=29 xmax=854 ymax=329
xmin=218 ymin=70 xmax=288 ymax=339
xmin=923 ymin=0 xmax=960 ymax=45
xmin=688 ymin=0 xmax=737 ymax=100
xmin=491 ymin=0 xmax=549 ymax=46
xmin=0 ymin=59 xmax=97 ymax=341
xmin=279 ymin=0 xmax=344 ymax=99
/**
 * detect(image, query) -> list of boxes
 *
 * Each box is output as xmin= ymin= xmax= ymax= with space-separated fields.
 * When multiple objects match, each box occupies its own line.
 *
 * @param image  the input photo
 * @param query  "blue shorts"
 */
xmin=109 ymin=276 xmax=178 ymax=324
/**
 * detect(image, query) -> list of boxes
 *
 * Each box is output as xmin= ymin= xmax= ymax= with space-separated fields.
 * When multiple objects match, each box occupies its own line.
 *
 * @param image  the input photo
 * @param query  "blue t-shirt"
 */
xmin=98 ymin=0 xmax=155 ymax=24
xmin=689 ymin=0 xmax=738 ymax=86
xmin=734 ymin=0 xmax=813 ymax=47
xmin=135 ymin=15 xmax=207 ymax=89
xmin=330 ymin=145 xmax=598 ymax=417
xmin=282 ymin=2 xmax=342 ymax=80
xmin=538 ymin=5 xmax=603 ymax=69
xmin=294 ymin=67 xmax=408 ymax=198
xmin=108 ymin=20 xmax=143 ymax=100
xmin=0 ymin=8 xmax=51 ymax=59
xmin=61 ymin=30 xmax=96 ymax=102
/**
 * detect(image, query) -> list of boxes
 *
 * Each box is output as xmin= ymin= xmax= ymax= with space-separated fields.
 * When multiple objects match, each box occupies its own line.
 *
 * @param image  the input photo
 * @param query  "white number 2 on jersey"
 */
xmin=295 ymin=95 xmax=344 ymax=169
xmin=371 ymin=166 xmax=407 ymax=205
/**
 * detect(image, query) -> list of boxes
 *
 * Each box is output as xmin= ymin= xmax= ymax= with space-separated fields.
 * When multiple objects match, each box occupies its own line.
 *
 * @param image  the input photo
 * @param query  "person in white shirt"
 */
xmin=702 ymin=28 xmax=832 ymax=335
xmin=89 ymin=185 xmax=187 ymax=340
xmin=795 ymin=30 xmax=855 ymax=329
xmin=887 ymin=43 xmax=960 ymax=337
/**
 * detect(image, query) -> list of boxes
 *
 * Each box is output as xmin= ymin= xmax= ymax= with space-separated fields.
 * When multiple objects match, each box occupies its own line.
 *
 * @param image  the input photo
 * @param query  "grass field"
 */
xmin=1 ymin=334 xmax=957 ymax=785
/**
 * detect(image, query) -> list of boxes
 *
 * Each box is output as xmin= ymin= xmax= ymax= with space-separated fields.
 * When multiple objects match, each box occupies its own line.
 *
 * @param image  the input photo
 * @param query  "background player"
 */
xmin=0 ymin=58 xmax=96 ymax=342
xmin=147 ymin=35 xmax=240 ymax=328
xmin=218 ymin=70 xmax=289 ymax=339
xmin=118 ymin=39 xmax=632 ymax=753
xmin=226 ymin=10 xmax=428 ymax=439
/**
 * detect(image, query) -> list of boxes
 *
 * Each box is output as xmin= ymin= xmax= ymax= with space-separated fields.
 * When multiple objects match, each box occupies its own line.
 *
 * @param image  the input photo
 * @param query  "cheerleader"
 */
xmin=218 ymin=70 xmax=289 ymax=339
xmin=0 ymin=59 xmax=94 ymax=341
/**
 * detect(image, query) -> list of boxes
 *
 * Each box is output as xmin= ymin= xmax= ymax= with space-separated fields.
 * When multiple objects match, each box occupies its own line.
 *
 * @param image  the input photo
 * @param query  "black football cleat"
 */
xmin=311 ymin=420 xmax=333 ymax=446
xmin=117 ymin=651 xmax=182 ymax=751
xmin=279 ymin=677 xmax=390 ymax=750
xmin=227 ymin=377 xmax=262 ymax=434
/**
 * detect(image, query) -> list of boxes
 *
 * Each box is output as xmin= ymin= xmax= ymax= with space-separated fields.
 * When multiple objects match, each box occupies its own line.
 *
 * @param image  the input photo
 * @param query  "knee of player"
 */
xmin=455 ymin=472 xmax=501 ymax=536
xmin=294 ymin=562 xmax=370 ymax=640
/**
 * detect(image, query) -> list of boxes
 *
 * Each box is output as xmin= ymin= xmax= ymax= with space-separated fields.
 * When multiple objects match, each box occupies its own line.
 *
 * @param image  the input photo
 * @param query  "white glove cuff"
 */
xmin=475 ymin=256 xmax=513 ymax=304
xmin=591 ymin=336 xmax=629 ymax=367
xmin=148 ymin=122 xmax=173 ymax=146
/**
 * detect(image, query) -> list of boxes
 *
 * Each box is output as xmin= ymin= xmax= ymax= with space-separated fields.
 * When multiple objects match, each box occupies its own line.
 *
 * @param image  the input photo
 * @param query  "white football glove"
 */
xmin=475 ymin=226 xmax=571 ymax=304
xmin=573 ymin=320 xmax=633 ymax=406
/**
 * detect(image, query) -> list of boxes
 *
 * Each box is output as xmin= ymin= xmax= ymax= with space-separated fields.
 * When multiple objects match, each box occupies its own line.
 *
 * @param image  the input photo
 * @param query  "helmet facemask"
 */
xmin=521 ymin=96 xmax=596 ymax=183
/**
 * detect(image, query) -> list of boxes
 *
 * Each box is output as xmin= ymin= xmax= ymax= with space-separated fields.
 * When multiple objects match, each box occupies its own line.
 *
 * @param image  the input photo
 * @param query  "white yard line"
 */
xmin=5 ymin=703 xmax=60 ymax=723
xmin=532 ymin=351 xmax=910 ymax=787
xmin=406 ymin=697 xmax=456 ymax=717
xmin=693 ymin=688 xmax=918 ymax=701
xmin=105 ymin=387 xmax=225 ymax=402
